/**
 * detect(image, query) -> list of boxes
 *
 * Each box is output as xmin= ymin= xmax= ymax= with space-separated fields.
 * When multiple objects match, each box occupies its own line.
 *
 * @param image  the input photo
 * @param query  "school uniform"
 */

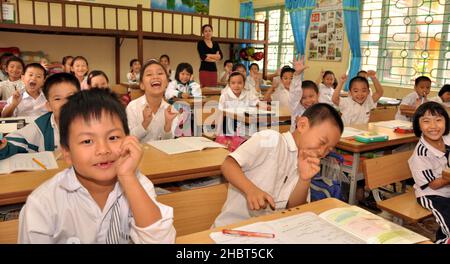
xmin=218 ymin=86 xmax=259 ymax=111
xmin=0 ymin=71 xmax=8 ymax=81
xmin=429 ymin=96 xmax=450 ymax=108
xmin=126 ymin=95 xmax=178 ymax=143
xmin=126 ymin=72 xmax=140 ymax=84
xmin=0 ymin=79 xmax=25 ymax=100
xmin=318 ymin=83 xmax=334 ymax=105
xmin=245 ymin=76 xmax=262 ymax=98
xmin=289 ymin=75 xmax=306 ymax=132
xmin=2 ymin=91 xmax=48 ymax=117
xmin=214 ymin=130 xmax=300 ymax=227
xmin=18 ymin=167 xmax=176 ymax=244
xmin=395 ymin=92 xmax=421 ymax=121
xmin=408 ymin=135 xmax=450 ymax=244
xmin=271 ymin=83 xmax=290 ymax=111
xmin=339 ymin=96 xmax=376 ymax=126
xmin=165 ymin=80 xmax=202 ymax=101
xmin=0 ymin=112 xmax=58 ymax=160
xmin=80 ymin=77 xmax=89 ymax=90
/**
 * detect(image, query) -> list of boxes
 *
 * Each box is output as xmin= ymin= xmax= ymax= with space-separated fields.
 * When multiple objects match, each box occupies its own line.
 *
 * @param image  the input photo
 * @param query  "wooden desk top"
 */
xmin=443 ymin=168 xmax=450 ymax=181
xmin=0 ymin=144 xmax=229 ymax=206
xmin=202 ymin=87 xmax=223 ymax=96
xmin=176 ymin=198 xmax=349 ymax=243
xmin=337 ymin=123 xmax=418 ymax=153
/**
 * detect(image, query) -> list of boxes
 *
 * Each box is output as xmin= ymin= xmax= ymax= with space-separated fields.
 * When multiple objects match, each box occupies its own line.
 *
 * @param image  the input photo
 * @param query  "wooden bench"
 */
xmin=156 ymin=183 xmax=228 ymax=237
xmin=0 ymin=184 xmax=229 ymax=243
xmin=363 ymin=150 xmax=432 ymax=224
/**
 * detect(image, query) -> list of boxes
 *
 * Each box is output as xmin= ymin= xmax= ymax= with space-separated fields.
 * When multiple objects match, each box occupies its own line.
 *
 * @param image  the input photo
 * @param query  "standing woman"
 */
xmin=197 ymin=24 xmax=223 ymax=87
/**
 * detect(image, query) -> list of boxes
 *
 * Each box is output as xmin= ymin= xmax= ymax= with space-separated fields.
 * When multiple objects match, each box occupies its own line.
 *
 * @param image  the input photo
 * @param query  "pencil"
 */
xmin=32 ymin=158 xmax=47 ymax=170
xmin=222 ymin=229 xmax=275 ymax=238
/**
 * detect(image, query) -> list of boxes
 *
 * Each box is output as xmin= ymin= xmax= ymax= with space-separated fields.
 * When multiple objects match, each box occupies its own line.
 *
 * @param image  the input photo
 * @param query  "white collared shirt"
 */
xmin=0 ymin=79 xmax=25 ymax=100
xmin=271 ymin=83 xmax=291 ymax=111
xmin=214 ymin=130 xmax=300 ymax=227
xmin=429 ymin=96 xmax=450 ymax=108
xmin=245 ymin=76 xmax=262 ymax=98
xmin=18 ymin=167 xmax=176 ymax=244
xmin=396 ymin=92 xmax=421 ymax=121
xmin=218 ymin=86 xmax=259 ymax=111
xmin=3 ymin=91 xmax=48 ymax=117
xmin=126 ymin=95 xmax=178 ymax=143
xmin=165 ymin=80 xmax=202 ymax=100
xmin=339 ymin=96 xmax=376 ymax=126
xmin=408 ymin=135 xmax=450 ymax=198
xmin=289 ymin=75 xmax=305 ymax=132
xmin=318 ymin=83 xmax=334 ymax=105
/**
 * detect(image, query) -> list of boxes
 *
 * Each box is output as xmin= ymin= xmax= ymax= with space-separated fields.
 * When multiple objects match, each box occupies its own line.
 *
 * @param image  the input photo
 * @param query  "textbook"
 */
xmin=354 ymin=132 xmax=389 ymax=143
xmin=373 ymin=120 xmax=412 ymax=130
xmin=147 ymin=137 xmax=226 ymax=155
xmin=0 ymin=151 xmax=58 ymax=174
xmin=210 ymin=206 xmax=428 ymax=244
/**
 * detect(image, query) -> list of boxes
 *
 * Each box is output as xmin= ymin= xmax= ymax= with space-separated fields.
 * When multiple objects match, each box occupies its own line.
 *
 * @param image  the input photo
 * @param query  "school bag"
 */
xmin=310 ymin=152 xmax=345 ymax=201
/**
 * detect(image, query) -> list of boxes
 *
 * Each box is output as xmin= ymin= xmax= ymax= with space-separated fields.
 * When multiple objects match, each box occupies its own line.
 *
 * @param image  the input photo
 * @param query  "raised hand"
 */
xmin=340 ymin=74 xmax=348 ymax=83
xmin=291 ymin=54 xmax=309 ymax=74
xmin=367 ymin=70 xmax=377 ymax=79
xmin=142 ymin=105 xmax=153 ymax=129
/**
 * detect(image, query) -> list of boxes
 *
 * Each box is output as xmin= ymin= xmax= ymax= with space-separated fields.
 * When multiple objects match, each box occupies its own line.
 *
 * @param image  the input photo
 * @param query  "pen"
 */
xmin=32 ymin=158 xmax=47 ymax=170
xmin=222 ymin=229 xmax=275 ymax=238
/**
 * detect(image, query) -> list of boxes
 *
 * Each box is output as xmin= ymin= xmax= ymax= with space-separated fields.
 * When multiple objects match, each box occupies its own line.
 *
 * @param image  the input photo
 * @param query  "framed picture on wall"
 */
xmin=1 ymin=2 xmax=15 ymax=23
xmin=151 ymin=0 xmax=209 ymax=15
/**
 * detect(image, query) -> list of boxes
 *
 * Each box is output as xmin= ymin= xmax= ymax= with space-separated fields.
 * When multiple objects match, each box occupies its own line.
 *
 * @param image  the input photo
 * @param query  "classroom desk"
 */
xmin=202 ymin=87 xmax=223 ymax=96
xmin=443 ymin=168 xmax=450 ymax=181
xmin=0 ymin=219 xmax=18 ymax=244
xmin=176 ymin=198 xmax=347 ymax=243
xmin=0 ymin=145 xmax=229 ymax=206
xmin=337 ymin=123 xmax=418 ymax=205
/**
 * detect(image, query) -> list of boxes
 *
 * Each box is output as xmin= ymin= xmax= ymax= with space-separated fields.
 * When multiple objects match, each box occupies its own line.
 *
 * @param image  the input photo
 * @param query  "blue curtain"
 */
xmin=343 ymin=0 xmax=361 ymax=91
xmin=240 ymin=1 xmax=254 ymax=74
xmin=285 ymin=0 xmax=316 ymax=58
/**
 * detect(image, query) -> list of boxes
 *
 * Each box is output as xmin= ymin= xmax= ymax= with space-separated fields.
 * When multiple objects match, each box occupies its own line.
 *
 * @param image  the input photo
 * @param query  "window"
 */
xmin=361 ymin=0 xmax=450 ymax=88
xmin=254 ymin=6 xmax=295 ymax=72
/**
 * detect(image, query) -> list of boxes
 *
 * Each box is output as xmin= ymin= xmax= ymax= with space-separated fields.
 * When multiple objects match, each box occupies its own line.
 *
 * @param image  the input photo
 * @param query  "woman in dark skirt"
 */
xmin=197 ymin=24 xmax=223 ymax=87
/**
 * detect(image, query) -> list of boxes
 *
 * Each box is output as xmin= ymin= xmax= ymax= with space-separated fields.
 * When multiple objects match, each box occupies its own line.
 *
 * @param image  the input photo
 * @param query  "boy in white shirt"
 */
xmin=264 ymin=66 xmax=295 ymax=111
xmin=408 ymin=102 xmax=450 ymax=244
xmin=0 ymin=56 xmax=25 ymax=100
xmin=18 ymin=89 xmax=176 ymax=243
xmin=395 ymin=76 xmax=432 ymax=121
xmin=332 ymin=71 xmax=384 ymax=126
xmin=0 ymin=73 xmax=80 ymax=160
xmin=430 ymin=84 xmax=450 ymax=108
xmin=126 ymin=60 xmax=180 ymax=143
xmin=214 ymin=103 xmax=343 ymax=227
xmin=1 ymin=63 xmax=48 ymax=118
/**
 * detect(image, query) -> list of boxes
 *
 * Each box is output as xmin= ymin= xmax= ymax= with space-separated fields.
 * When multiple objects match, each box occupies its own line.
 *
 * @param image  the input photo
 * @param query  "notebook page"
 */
xmin=179 ymin=137 xmax=226 ymax=150
xmin=8 ymin=151 xmax=58 ymax=173
xmin=0 ymin=159 xmax=11 ymax=174
xmin=210 ymin=212 xmax=364 ymax=244
xmin=342 ymin=127 xmax=367 ymax=138
xmin=373 ymin=120 xmax=412 ymax=129
xmin=147 ymin=139 xmax=196 ymax=155
xmin=319 ymin=206 xmax=428 ymax=244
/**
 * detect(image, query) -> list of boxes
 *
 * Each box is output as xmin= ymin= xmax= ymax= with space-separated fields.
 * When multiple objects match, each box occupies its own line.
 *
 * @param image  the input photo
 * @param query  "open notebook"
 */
xmin=147 ymin=137 xmax=226 ymax=155
xmin=210 ymin=206 xmax=428 ymax=244
xmin=0 ymin=151 xmax=58 ymax=174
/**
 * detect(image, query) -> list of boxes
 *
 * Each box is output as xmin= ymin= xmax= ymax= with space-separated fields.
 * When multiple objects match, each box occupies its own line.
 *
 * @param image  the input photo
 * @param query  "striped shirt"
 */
xmin=0 ymin=112 xmax=58 ymax=160
xmin=408 ymin=135 xmax=450 ymax=198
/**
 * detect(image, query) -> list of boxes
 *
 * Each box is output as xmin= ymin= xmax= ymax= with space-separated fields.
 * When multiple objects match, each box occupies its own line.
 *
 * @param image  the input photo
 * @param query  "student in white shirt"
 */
xmin=126 ymin=60 xmax=180 ymax=143
xmin=316 ymin=70 xmax=337 ymax=105
xmin=87 ymin=70 xmax=109 ymax=89
xmin=430 ymin=84 xmax=450 ymax=108
xmin=0 ymin=52 xmax=14 ymax=81
xmin=219 ymin=59 xmax=233 ymax=86
xmin=0 ymin=56 xmax=25 ymax=100
xmin=264 ymin=66 xmax=295 ymax=111
xmin=214 ymin=103 xmax=343 ymax=227
xmin=0 ymin=73 xmax=80 ymax=160
xmin=332 ymin=71 xmax=384 ymax=126
xmin=1 ymin=63 xmax=48 ymax=118
xmin=395 ymin=76 xmax=432 ymax=121
xmin=165 ymin=62 xmax=202 ymax=102
xmin=127 ymin=59 xmax=141 ymax=84
xmin=232 ymin=63 xmax=261 ymax=97
xmin=408 ymin=102 xmax=450 ymax=244
xmin=159 ymin=54 xmax=176 ymax=81
xmin=71 ymin=56 xmax=89 ymax=90
xmin=18 ymin=89 xmax=176 ymax=244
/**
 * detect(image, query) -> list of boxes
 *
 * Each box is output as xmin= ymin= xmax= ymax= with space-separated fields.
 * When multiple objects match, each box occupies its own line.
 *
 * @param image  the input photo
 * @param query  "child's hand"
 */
xmin=0 ymin=138 xmax=7 ymax=150
xmin=291 ymin=55 xmax=309 ymax=74
xmin=11 ymin=90 xmax=22 ymax=106
xmin=181 ymin=93 xmax=190 ymax=99
xmin=340 ymin=74 xmax=348 ymax=83
xmin=116 ymin=136 xmax=143 ymax=180
xmin=297 ymin=149 xmax=321 ymax=181
xmin=367 ymin=70 xmax=377 ymax=79
xmin=245 ymin=186 xmax=276 ymax=211
xmin=142 ymin=105 xmax=153 ymax=129
xmin=164 ymin=105 xmax=179 ymax=124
